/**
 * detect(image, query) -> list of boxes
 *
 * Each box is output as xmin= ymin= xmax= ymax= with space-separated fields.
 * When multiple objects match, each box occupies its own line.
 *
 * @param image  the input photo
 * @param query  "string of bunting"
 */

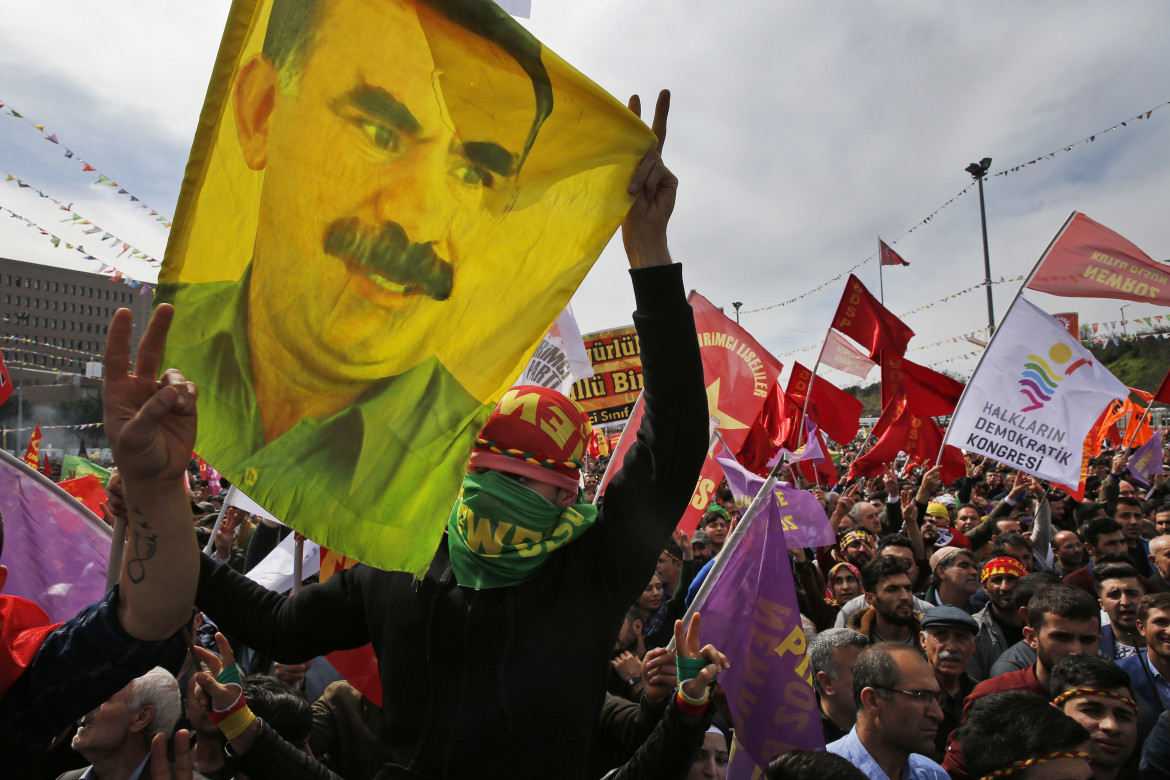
xmin=743 ymin=97 xmax=1169 ymax=315
xmin=3 ymin=335 xmax=103 ymax=360
xmin=1 ymin=358 xmax=95 ymax=377
xmin=993 ymin=100 xmax=1170 ymax=178
xmin=1 ymin=422 xmax=103 ymax=433
xmin=1087 ymin=330 xmax=1170 ymax=348
xmin=3 ymin=170 xmax=163 ymax=269
xmin=1 ymin=202 xmax=156 ymax=294
xmin=0 ymin=98 xmax=174 ymax=226
xmin=1086 ymin=314 xmax=1167 ymax=334
xmin=898 ymin=276 xmax=1026 ymax=317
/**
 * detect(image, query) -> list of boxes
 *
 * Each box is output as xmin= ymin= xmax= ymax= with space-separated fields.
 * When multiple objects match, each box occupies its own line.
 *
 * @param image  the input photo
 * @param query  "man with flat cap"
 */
xmin=918 ymin=606 xmax=979 ymax=756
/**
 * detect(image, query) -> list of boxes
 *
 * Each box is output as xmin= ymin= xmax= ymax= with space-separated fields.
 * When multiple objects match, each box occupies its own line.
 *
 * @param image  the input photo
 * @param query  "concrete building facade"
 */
xmin=0 ymin=256 xmax=154 ymax=447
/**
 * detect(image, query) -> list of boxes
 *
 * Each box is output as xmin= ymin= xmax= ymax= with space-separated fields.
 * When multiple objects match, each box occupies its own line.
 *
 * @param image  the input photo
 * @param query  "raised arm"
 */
xmin=596 ymin=90 xmax=706 ymax=602
xmin=104 ymin=304 xmax=200 ymax=640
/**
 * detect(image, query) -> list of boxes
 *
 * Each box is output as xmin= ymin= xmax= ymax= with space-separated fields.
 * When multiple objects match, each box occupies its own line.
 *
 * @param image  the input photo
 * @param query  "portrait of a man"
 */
xmin=158 ymin=0 xmax=655 ymax=572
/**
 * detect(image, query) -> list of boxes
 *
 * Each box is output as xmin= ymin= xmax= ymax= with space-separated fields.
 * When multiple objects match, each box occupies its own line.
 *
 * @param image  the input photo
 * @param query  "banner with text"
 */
xmin=946 ymin=298 xmax=1129 ymax=485
xmin=570 ymin=325 xmax=642 ymax=425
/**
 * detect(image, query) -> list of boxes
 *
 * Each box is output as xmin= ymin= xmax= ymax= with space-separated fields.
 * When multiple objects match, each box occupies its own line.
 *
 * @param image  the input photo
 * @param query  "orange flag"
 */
xmin=22 ymin=423 xmax=42 ymax=470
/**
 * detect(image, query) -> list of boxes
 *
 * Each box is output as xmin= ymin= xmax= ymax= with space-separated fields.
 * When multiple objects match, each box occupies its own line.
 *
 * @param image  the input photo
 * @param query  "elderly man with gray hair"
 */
xmin=809 ymin=628 xmax=869 ymax=743
xmin=60 ymin=667 xmax=194 ymax=780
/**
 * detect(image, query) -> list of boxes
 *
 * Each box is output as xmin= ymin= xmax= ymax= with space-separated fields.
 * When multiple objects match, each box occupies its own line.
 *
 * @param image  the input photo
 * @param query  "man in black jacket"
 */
xmin=190 ymin=92 xmax=707 ymax=779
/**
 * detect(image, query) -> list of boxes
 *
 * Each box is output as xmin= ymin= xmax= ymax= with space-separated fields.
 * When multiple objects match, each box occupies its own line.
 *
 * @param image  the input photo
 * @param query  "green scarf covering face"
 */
xmin=447 ymin=470 xmax=598 ymax=589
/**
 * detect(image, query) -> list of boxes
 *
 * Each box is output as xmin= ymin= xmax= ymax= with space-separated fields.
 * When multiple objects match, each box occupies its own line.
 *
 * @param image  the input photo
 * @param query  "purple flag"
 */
xmin=0 ymin=449 xmax=112 ymax=622
xmin=700 ymin=457 xmax=826 ymax=776
xmin=717 ymin=451 xmax=834 ymax=549
xmin=1127 ymin=430 xmax=1164 ymax=487
xmin=767 ymin=418 xmax=828 ymax=470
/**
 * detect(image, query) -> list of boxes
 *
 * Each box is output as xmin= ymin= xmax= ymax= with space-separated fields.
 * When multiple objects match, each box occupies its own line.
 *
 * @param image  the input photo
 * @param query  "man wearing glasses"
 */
xmin=826 ymin=643 xmax=949 ymax=779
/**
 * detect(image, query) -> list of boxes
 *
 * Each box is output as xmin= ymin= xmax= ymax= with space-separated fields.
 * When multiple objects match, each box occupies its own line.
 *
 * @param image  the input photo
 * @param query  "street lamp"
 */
xmin=966 ymin=157 xmax=994 ymax=334
xmin=732 ymin=301 xmax=743 ymax=324
xmin=1120 ymin=304 xmax=1130 ymax=338
xmin=3 ymin=312 xmax=29 ymax=453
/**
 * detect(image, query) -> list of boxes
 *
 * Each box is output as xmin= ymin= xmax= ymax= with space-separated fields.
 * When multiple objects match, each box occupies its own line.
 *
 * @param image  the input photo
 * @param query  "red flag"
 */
xmin=830 ymin=274 xmax=915 ymax=359
xmin=786 ymin=363 xmax=863 ymax=446
xmin=57 ymin=475 xmax=107 ymax=516
xmin=1027 ymin=212 xmax=1170 ymax=305
xmin=850 ymin=396 xmax=964 ymax=483
xmin=879 ymin=239 xmax=910 ymax=267
xmin=1154 ymin=367 xmax=1170 ymax=405
xmin=881 ymin=353 xmax=965 ymax=418
xmin=1052 ymin=312 xmax=1080 ymax=341
xmin=41 ymin=454 xmax=53 ymax=480
xmin=22 ymin=423 xmax=42 ymax=470
xmin=736 ymin=381 xmax=789 ymax=475
xmin=0 ymin=352 xmax=12 ymax=406
xmin=599 ymin=292 xmax=784 ymax=532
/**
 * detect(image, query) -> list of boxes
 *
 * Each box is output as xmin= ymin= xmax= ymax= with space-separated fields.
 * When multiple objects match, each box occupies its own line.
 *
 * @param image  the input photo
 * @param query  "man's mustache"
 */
xmin=324 ymin=218 xmax=454 ymax=301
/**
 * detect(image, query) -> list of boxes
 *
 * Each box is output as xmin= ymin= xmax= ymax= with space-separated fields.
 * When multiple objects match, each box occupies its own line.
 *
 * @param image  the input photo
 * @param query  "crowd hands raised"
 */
xmin=5 ymin=86 xmax=1170 ymax=780
xmin=2 ymin=90 xmax=745 ymax=780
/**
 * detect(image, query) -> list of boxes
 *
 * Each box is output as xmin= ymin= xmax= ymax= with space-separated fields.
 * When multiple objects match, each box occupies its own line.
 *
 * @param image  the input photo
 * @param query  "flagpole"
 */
xmin=935 ymin=212 xmax=1080 ymax=464
xmin=801 ymin=329 xmax=833 ymax=487
xmin=592 ymin=394 xmax=643 ymax=505
xmin=292 ymin=536 xmax=304 ymax=595
xmin=668 ymin=447 xmax=791 ymax=650
xmin=202 ymin=485 xmax=235 ymax=556
xmin=107 ymin=515 xmax=126 ymax=591
xmin=878 ymin=237 xmax=885 ymax=305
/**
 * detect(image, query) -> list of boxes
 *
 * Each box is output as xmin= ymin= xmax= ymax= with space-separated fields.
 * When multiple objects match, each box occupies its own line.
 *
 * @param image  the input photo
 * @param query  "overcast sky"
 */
xmin=2 ymin=1 xmax=1168 ymax=389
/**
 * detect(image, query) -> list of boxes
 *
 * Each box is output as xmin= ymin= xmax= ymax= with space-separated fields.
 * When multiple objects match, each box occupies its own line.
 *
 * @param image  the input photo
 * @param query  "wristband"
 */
xmin=674 ymin=691 xmax=708 ymax=717
xmin=676 ymin=656 xmax=709 ymax=683
xmin=218 ymin=706 xmax=256 ymax=741
xmin=208 ymin=687 xmax=255 ymax=741
xmin=216 ymin=663 xmax=243 ymax=688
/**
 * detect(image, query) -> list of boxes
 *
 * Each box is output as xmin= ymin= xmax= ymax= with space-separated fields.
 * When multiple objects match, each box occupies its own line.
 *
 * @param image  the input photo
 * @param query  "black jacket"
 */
xmin=195 ymin=264 xmax=708 ymax=779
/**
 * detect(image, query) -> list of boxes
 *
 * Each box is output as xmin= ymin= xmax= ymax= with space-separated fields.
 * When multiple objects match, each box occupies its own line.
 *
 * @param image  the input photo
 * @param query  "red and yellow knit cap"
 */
xmin=469 ymin=385 xmax=593 ymax=492
xmin=981 ymin=556 xmax=1028 ymax=584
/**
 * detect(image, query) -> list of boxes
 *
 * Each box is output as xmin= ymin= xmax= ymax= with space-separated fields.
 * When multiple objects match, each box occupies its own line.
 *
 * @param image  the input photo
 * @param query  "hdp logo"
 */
xmin=1020 ymin=343 xmax=1090 ymax=412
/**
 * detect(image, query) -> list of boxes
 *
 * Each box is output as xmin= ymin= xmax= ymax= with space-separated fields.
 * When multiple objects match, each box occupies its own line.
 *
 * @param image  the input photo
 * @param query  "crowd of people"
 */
xmin=1 ymin=72 xmax=1169 ymax=780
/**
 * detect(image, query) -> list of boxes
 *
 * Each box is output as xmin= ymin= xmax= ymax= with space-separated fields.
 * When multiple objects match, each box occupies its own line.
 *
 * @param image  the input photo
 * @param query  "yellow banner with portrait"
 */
xmin=159 ymin=0 xmax=655 ymax=574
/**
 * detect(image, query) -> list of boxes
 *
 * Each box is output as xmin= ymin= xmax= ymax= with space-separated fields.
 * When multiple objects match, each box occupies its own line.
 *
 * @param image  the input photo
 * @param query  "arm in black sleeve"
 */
xmin=957 ymin=476 xmax=973 ymax=507
xmin=229 ymin=719 xmax=343 ymax=780
xmin=593 ymin=264 xmax=708 ymax=607
xmin=885 ymin=499 xmax=904 ymax=534
xmin=195 ymin=553 xmax=370 ymax=663
xmin=602 ymin=698 xmax=715 ymax=780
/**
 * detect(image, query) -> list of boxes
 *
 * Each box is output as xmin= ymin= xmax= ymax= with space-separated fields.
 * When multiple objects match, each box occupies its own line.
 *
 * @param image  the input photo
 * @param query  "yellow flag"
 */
xmin=158 ymin=0 xmax=654 ymax=574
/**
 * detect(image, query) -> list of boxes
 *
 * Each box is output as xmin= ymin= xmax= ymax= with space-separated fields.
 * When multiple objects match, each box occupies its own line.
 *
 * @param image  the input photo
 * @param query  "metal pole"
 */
xmin=976 ymin=175 xmax=994 ymax=334
xmin=1120 ymin=305 xmax=1130 ymax=338
xmin=966 ymin=158 xmax=994 ymax=335
xmin=733 ymin=301 xmax=742 ymax=324
xmin=17 ymin=313 xmax=26 ymax=453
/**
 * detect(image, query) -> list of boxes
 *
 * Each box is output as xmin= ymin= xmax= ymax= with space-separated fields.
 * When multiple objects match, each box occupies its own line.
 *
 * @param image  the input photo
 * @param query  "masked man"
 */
xmin=185 ymin=94 xmax=708 ymax=778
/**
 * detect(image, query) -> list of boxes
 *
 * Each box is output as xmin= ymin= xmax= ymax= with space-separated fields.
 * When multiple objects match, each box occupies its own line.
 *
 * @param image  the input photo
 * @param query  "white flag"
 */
xmin=945 ymin=297 xmax=1128 ymax=485
xmin=515 ymin=304 xmax=594 ymax=395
